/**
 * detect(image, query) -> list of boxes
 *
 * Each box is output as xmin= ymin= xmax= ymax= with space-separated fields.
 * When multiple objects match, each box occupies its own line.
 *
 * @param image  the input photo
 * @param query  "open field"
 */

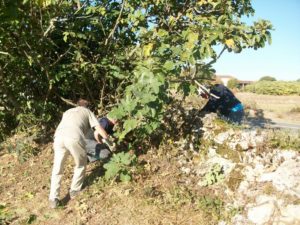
xmin=236 ymin=92 xmax=300 ymax=125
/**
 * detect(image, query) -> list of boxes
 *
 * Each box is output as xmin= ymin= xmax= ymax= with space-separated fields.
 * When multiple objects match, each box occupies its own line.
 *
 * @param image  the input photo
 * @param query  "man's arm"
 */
xmin=201 ymin=99 xmax=218 ymax=113
xmin=93 ymin=125 xmax=109 ymax=143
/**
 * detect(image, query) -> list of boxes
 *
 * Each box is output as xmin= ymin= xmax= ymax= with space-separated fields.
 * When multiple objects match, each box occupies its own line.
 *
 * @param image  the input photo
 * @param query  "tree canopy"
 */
xmin=0 ymin=0 xmax=273 ymax=141
xmin=259 ymin=76 xmax=276 ymax=81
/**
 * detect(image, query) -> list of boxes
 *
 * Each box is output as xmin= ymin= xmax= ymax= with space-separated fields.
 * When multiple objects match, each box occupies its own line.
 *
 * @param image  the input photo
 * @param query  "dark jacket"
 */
xmin=99 ymin=117 xmax=115 ymax=135
xmin=201 ymin=84 xmax=242 ymax=116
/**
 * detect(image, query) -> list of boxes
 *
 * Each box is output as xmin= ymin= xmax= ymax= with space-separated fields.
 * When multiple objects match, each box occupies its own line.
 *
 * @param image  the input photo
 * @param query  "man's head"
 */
xmin=107 ymin=114 xmax=118 ymax=125
xmin=77 ymin=99 xmax=90 ymax=108
xmin=198 ymin=85 xmax=210 ymax=99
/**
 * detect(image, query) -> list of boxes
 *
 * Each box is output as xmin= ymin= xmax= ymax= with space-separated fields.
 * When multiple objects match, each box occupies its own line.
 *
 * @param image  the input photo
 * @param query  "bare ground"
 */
xmin=236 ymin=92 xmax=300 ymax=125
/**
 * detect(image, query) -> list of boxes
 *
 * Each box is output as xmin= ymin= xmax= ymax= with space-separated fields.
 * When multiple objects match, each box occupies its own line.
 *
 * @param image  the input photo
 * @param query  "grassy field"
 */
xmin=236 ymin=92 xmax=300 ymax=124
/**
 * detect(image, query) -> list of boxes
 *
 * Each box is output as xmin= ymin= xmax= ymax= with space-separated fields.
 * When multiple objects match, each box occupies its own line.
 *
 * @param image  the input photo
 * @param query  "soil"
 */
xmin=0 ymin=143 xmax=215 ymax=225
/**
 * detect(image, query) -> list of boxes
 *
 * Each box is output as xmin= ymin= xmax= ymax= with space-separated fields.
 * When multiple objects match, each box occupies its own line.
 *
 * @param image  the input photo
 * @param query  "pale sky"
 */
xmin=213 ymin=0 xmax=300 ymax=81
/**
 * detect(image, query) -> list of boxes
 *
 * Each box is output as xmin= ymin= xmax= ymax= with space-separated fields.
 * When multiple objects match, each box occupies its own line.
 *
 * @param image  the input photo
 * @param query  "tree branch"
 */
xmin=50 ymin=46 xmax=72 ymax=67
xmin=58 ymin=96 xmax=77 ymax=107
xmin=105 ymin=0 xmax=125 ymax=45
xmin=207 ymin=45 xmax=227 ymax=66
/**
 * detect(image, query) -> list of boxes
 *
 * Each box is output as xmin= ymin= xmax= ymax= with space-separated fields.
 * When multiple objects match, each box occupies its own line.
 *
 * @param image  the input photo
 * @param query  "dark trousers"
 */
xmin=227 ymin=109 xmax=244 ymax=124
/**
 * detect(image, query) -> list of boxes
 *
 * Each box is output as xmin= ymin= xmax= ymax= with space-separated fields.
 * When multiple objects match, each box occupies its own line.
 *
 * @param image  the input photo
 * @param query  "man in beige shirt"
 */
xmin=49 ymin=99 xmax=109 ymax=208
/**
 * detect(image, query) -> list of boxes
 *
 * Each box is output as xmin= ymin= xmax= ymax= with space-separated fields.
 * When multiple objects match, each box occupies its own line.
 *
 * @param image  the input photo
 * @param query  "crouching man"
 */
xmin=199 ymin=83 xmax=244 ymax=124
xmin=85 ymin=116 xmax=118 ymax=163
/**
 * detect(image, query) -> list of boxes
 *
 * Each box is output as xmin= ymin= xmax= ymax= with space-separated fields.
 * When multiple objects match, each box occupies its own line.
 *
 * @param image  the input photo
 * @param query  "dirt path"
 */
xmin=236 ymin=92 xmax=300 ymax=129
xmin=245 ymin=119 xmax=300 ymax=130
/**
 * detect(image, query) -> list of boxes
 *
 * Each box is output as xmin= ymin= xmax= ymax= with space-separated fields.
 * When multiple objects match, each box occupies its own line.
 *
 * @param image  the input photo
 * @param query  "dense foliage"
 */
xmin=0 ymin=0 xmax=273 ymax=142
xmin=244 ymin=81 xmax=300 ymax=95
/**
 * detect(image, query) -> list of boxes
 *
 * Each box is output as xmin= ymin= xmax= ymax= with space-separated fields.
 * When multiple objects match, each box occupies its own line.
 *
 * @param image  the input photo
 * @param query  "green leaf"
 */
xmin=157 ymin=29 xmax=168 ymax=38
xmin=118 ymin=152 xmax=132 ymax=165
xmin=109 ymin=107 xmax=127 ymax=120
xmin=120 ymin=172 xmax=131 ymax=182
xmin=163 ymin=61 xmax=175 ymax=71
xmin=104 ymin=163 xmax=120 ymax=180
xmin=63 ymin=32 xmax=69 ymax=42
xmin=124 ymin=119 xmax=138 ymax=133
xmin=27 ymin=214 xmax=37 ymax=224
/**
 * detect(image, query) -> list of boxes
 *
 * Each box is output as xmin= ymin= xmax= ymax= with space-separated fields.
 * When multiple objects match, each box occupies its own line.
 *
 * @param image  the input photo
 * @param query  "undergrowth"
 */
xmin=266 ymin=129 xmax=300 ymax=151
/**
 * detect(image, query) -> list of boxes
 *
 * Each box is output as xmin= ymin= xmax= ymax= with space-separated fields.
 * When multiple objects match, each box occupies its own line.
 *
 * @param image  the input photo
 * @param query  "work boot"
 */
xmin=49 ymin=198 xmax=59 ymax=209
xmin=69 ymin=190 xmax=81 ymax=199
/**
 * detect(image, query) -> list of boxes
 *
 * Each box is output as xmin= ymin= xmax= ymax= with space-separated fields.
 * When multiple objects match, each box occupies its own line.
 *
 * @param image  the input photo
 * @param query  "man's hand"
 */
xmin=102 ymin=138 xmax=116 ymax=152
xmin=94 ymin=125 xmax=109 ymax=143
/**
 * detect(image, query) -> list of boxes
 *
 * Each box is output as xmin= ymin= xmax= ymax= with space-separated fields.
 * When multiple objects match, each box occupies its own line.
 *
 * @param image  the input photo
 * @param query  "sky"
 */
xmin=213 ymin=0 xmax=300 ymax=81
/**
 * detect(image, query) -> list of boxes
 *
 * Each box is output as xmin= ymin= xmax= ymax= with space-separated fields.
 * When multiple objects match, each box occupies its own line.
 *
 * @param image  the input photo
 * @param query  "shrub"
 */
xmin=259 ymin=76 xmax=276 ymax=81
xmin=244 ymin=81 xmax=300 ymax=95
xmin=290 ymin=107 xmax=300 ymax=113
xmin=227 ymin=78 xmax=239 ymax=89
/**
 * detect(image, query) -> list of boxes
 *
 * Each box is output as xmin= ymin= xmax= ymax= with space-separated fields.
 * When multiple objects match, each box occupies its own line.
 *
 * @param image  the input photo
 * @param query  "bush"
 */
xmin=0 ymin=126 xmax=42 ymax=162
xmin=244 ymin=81 xmax=300 ymax=95
xmin=259 ymin=76 xmax=276 ymax=81
xmin=227 ymin=78 xmax=239 ymax=89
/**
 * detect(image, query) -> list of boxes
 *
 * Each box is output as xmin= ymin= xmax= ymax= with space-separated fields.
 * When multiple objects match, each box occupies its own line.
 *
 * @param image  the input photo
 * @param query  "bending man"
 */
xmin=49 ymin=99 xmax=109 ymax=208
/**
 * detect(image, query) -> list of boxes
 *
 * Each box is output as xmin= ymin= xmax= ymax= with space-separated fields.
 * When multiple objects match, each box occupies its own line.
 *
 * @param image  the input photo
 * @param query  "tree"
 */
xmin=227 ymin=78 xmax=239 ymax=89
xmin=259 ymin=76 xmax=276 ymax=81
xmin=0 ymin=0 xmax=273 ymax=142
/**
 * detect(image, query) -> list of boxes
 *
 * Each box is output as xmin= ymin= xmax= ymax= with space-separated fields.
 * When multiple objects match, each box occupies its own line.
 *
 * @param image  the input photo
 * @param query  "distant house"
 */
xmin=216 ymin=75 xmax=253 ymax=88
xmin=215 ymin=75 xmax=235 ymax=86
xmin=237 ymin=80 xmax=253 ymax=89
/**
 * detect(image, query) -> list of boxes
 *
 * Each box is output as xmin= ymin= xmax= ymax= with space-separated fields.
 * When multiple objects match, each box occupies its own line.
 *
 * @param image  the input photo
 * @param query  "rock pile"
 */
xmin=177 ymin=113 xmax=300 ymax=225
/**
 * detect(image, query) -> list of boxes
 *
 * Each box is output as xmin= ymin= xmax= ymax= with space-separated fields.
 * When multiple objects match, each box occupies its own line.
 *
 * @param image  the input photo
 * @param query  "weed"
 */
xmin=197 ymin=196 xmax=224 ymax=220
xmin=26 ymin=214 xmax=37 ymax=224
xmin=161 ymin=186 xmax=194 ymax=207
xmin=200 ymin=163 xmax=225 ymax=186
xmin=227 ymin=166 xmax=244 ymax=191
xmin=196 ymin=196 xmax=241 ymax=222
xmin=146 ymin=186 xmax=195 ymax=208
xmin=1 ymin=130 xmax=40 ymax=163
xmin=263 ymin=182 xmax=276 ymax=195
xmin=0 ymin=204 xmax=14 ymax=224
xmin=266 ymin=130 xmax=300 ymax=151
xmin=290 ymin=106 xmax=300 ymax=113
xmin=216 ymin=143 xmax=242 ymax=163
xmin=103 ymin=152 xmax=137 ymax=182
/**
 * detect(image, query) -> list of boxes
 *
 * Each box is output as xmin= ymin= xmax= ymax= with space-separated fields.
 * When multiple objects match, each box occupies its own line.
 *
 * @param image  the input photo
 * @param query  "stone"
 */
xmin=247 ymin=201 xmax=275 ymax=224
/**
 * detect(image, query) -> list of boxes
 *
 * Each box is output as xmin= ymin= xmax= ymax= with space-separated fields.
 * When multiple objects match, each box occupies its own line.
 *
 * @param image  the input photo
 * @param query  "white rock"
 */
xmin=247 ymin=201 xmax=275 ymax=225
xmin=208 ymin=147 xmax=217 ymax=157
xmin=259 ymin=158 xmax=300 ymax=197
xmin=238 ymin=140 xmax=249 ymax=150
xmin=181 ymin=167 xmax=191 ymax=174
xmin=279 ymin=204 xmax=300 ymax=224
xmin=214 ymin=132 xmax=231 ymax=144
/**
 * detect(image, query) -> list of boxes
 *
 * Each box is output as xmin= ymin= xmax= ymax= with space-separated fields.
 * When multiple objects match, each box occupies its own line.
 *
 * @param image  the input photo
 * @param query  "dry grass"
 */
xmin=0 ymin=143 xmax=218 ymax=225
xmin=236 ymin=92 xmax=300 ymax=124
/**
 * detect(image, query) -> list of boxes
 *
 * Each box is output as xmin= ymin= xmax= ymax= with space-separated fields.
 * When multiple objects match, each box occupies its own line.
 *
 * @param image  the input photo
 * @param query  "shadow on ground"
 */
xmin=244 ymin=109 xmax=275 ymax=128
